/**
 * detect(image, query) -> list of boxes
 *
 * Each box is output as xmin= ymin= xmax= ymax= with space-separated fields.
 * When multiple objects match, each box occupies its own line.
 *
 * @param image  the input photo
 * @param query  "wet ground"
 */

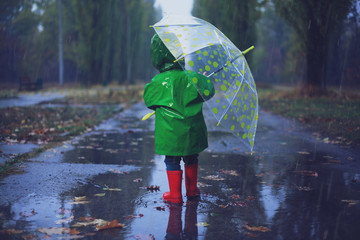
xmin=0 ymin=102 xmax=360 ymax=239
xmin=0 ymin=92 xmax=65 ymax=109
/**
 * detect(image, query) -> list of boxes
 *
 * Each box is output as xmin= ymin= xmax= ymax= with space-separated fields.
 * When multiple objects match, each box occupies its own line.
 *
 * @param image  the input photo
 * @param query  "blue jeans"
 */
xmin=164 ymin=154 xmax=199 ymax=171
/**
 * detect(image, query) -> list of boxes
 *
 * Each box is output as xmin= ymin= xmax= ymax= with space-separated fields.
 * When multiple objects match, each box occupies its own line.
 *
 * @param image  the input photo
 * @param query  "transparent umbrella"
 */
xmin=151 ymin=15 xmax=258 ymax=152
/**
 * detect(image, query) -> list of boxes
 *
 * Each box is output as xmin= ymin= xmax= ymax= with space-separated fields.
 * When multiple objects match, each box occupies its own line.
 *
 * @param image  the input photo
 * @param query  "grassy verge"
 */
xmin=0 ymin=84 xmax=145 ymax=176
xmin=258 ymin=87 xmax=360 ymax=147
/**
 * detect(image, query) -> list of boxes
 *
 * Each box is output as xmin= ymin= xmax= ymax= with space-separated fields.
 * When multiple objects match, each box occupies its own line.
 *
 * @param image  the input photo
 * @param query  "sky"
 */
xmin=155 ymin=0 xmax=194 ymax=16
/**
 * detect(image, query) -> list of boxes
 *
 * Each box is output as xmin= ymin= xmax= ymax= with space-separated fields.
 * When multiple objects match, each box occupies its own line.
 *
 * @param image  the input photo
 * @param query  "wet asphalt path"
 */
xmin=0 ymin=102 xmax=359 ymax=239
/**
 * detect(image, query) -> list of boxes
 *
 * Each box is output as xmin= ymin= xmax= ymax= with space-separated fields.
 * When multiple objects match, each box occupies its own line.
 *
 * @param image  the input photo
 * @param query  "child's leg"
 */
xmin=163 ymin=156 xmax=183 ymax=203
xmin=164 ymin=156 xmax=181 ymax=170
xmin=183 ymin=154 xmax=200 ymax=198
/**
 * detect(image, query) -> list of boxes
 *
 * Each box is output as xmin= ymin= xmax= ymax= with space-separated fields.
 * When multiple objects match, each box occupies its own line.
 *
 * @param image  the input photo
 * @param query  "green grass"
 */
xmin=258 ymin=87 xmax=360 ymax=146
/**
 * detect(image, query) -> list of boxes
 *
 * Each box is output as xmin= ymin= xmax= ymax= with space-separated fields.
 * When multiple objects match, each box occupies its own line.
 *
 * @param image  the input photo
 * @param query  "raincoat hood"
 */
xmin=150 ymin=34 xmax=183 ymax=73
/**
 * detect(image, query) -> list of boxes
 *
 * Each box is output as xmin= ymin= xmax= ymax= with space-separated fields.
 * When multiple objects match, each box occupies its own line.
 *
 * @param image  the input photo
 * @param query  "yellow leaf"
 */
xmin=196 ymin=222 xmax=210 ymax=227
xmin=95 ymin=193 xmax=106 ymax=197
xmin=73 ymin=196 xmax=86 ymax=201
xmin=245 ymin=223 xmax=271 ymax=232
xmin=70 ymin=196 xmax=89 ymax=205
xmin=103 ymin=185 xmax=122 ymax=191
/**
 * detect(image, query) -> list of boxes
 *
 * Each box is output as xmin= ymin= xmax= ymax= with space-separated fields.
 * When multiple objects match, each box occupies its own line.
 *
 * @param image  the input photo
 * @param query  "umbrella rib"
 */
xmin=208 ymin=54 xmax=241 ymax=78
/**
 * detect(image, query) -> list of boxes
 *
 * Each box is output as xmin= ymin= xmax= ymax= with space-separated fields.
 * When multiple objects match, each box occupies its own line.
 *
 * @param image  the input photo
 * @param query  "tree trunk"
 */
xmin=302 ymin=22 xmax=328 ymax=96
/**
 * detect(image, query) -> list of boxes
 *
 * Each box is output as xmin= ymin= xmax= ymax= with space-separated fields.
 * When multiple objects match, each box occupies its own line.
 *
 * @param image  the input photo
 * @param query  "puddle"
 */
xmin=0 ymin=143 xmax=39 ymax=165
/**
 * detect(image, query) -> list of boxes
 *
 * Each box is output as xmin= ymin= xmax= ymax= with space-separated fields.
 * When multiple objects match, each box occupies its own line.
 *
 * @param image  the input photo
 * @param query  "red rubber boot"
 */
xmin=185 ymin=164 xmax=200 ymax=197
xmin=163 ymin=170 xmax=183 ymax=203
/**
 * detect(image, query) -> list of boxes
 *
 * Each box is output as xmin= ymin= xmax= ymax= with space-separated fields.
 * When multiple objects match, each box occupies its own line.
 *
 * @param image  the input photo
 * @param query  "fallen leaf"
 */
xmin=202 ymin=175 xmax=225 ymax=181
xmin=293 ymin=184 xmax=313 ymax=191
xmin=341 ymin=200 xmax=359 ymax=207
xmin=103 ymin=185 xmax=122 ymax=191
xmin=133 ymin=178 xmax=142 ymax=182
xmin=155 ymin=206 xmax=165 ymax=211
xmin=56 ymin=216 xmax=74 ymax=225
xmin=246 ymin=196 xmax=257 ymax=201
xmin=146 ymin=185 xmax=160 ymax=192
xmin=0 ymin=229 xmax=24 ymax=234
xmin=245 ymin=223 xmax=271 ymax=232
xmin=125 ymin=214 xmax=144 ymax=219
xmin=293 ymin=170 xmax=318 ymax=177
xmin=219 ymin=169 xmax=239 ymax=176
xmin=72 ymin=218 xmax=107 ymax=227
xmin=230 ymin=194 xmax=241 ymax=200
xmin=197 ymin=182 xmax=212 ymax=187
xmin=231 ymin=201 xmax=247 ymax=207
xmin=94 ymin=193 xmax=106 ymax=197
xmin=196 ymin=222 xmax=210 ymax=227
xmin=73 ymin=196 xmax=86 ymax=201
xmin=95 ymin=219 xmax=125 ymax=231
xmin=218 ymin=204 xmax=229 ymax=208
xmin=69 ymin=201 xmax=89 ymax=205
xmin=58 ymin=208 xmax=72 ymax=215
xmin=20 ymin=209 xmax=37 ymax=217
xmin=69 ymin=228 xmax=81 ymax=235
xmin=79 ymin=216 xmax=96 ymax=222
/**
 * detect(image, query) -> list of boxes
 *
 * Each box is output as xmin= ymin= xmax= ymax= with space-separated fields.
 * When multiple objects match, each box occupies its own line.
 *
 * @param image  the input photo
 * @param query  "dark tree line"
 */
xmin=192 ymin=0 xmax=359 ymax=95
xmin=0 ymin=0 xmax=160 ymax=86
xmin=1 ymin=0 xmax=359 ymax=93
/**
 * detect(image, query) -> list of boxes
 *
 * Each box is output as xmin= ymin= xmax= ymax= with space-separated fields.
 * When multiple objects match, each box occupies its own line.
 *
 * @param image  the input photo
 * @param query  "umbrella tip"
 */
xmin=242 ymin=46 xmax=255 ymax=55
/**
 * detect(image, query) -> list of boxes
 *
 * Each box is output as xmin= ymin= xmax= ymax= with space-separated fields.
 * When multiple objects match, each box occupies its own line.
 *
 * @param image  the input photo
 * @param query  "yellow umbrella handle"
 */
xmin=142 ymin=111 xmax=155 ymax=121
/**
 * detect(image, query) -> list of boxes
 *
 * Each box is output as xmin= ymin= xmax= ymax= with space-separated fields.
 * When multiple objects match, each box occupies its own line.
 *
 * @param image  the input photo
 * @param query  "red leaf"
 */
xmin=155 ymin=206 xmax=165 ymax=211
xmin=146 ymin=185 xmax=160 ymax=192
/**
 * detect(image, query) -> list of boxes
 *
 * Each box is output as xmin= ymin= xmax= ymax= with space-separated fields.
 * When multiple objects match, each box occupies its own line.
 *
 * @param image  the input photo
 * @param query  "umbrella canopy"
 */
xmin=152 ymin=15 xmax=258 ymax=152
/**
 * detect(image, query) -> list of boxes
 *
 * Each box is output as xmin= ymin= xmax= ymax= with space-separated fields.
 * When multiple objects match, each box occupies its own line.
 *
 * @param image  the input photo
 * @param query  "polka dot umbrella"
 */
xmin=151 ymin=15 xmax=258 ymax=152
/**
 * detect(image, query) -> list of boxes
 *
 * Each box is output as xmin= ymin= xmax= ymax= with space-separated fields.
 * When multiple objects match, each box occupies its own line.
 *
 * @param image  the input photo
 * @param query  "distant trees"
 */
xmin=273 ymin=0 xmax=355 ymax=95
xmin=0 ymin=0 xmax=160 ymax=86
xmin=192 ymin=0 xmax=359 ymax=95
xmin=192 ymin=0 xmax=263 ymax=63
xmin=2 ymin=0 xmax=358 ymax=92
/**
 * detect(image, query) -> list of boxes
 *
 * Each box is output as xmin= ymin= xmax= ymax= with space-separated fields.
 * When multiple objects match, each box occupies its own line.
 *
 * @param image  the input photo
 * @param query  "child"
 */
xmin=143 ymin=34 xmax=214 ymax=203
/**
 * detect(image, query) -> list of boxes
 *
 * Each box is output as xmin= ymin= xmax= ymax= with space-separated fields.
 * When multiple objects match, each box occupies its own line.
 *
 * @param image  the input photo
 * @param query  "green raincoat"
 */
xmin=144 ymin=34 xmax=215 ymax=156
